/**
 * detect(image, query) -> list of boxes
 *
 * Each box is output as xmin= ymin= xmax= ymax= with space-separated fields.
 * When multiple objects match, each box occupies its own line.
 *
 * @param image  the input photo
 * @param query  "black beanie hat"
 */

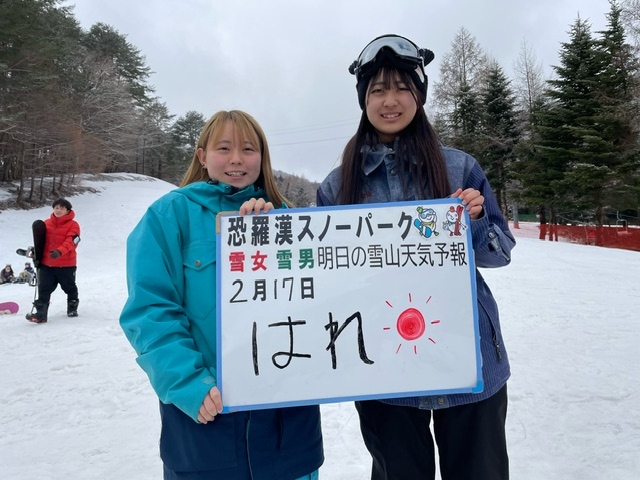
xmin=350 ymin=35 xmax=435 ymax=110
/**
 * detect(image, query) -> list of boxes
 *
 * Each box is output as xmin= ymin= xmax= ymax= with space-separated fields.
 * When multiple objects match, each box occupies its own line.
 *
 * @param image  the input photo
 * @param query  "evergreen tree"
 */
xmin=514 ymin=97 xmax=558 ymax=238
xmin=477 ymin=63 xmax=519 ymax=217
xmin=533 ymin=17 xmax=601 ymax=229
xmin=165 ymin=111 xmax=206 ymax=183
xmin=449 ymin=80 xmax=482 ymax=156
xmin=80 ymin=23 xmax=154 ymax=106
xmin=594 ymin=1 xmax=640 ymax=221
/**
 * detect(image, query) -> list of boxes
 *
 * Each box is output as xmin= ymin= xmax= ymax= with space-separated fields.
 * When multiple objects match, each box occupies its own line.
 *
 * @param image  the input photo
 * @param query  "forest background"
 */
xmin=2 ymin=0 xmax=640 ymax=246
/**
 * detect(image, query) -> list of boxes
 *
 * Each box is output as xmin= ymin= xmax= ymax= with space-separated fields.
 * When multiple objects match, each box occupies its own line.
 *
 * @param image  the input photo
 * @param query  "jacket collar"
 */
xmin=361 ymin=139 xmax=399 ymax=176
xmin=178 ymin=180 xmax=266 ymax=207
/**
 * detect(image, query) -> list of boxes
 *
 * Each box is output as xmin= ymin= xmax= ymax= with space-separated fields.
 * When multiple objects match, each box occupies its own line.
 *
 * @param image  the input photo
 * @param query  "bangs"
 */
xmin=198 ymin=110 xmax=264 ymax=153
xmin=369 ymin=66 xmax=414 ymax=91
xmin=202 ymin=111 xmax=263 ymax=152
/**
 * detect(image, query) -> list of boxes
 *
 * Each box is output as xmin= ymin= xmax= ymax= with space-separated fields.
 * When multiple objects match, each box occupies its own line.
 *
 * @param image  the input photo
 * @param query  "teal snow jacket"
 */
xmin=120 ymin=180 xmax=323 ymax=478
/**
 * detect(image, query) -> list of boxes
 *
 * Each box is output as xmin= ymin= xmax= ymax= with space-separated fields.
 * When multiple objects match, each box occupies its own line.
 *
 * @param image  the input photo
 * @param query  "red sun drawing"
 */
xmin=383 ymin=294 xmax=440 ymax=354
xmin=397 ymin=307 xmax=425 ymax=340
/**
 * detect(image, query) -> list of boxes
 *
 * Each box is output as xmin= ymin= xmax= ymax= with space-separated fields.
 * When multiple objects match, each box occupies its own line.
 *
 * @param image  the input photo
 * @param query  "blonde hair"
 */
xmin=180 ymin=110 xmax=290 ymax=208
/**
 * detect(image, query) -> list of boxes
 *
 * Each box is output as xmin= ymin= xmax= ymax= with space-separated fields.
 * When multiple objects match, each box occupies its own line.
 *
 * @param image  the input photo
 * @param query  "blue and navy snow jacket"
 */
xmin=120 ymin=180 xmax=323 ymax=478
xmin=317 ymin=143 xmax=516 ymax=410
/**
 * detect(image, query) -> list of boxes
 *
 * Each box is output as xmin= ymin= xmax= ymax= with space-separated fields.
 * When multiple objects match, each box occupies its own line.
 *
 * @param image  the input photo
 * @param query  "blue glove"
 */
xmin=50 ymin=250 xmax=61 ymax=259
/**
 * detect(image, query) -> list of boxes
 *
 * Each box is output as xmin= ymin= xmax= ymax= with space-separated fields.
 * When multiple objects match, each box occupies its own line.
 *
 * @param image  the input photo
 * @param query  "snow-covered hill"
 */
xmin=0 ymin=173 xmax=638 ymax=479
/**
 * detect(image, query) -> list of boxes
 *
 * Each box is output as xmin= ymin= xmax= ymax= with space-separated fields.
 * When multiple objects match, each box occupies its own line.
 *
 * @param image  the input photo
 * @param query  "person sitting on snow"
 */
xmin=18 ymin=262 xmax=36 ymax=285
xmin=0 ymin=264 xmax=17 ymax=284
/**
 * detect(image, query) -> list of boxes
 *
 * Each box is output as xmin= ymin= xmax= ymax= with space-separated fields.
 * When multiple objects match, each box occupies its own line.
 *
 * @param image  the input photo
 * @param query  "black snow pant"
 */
xmin=355 ymin=384 xmax=509 ymax=480
xmin=37 ymin=264 xmax=78 ymax=306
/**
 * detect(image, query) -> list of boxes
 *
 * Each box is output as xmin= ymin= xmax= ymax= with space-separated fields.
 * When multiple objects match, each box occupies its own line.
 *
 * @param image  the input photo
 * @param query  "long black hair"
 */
xmin=339 ymin=66 xmax=450 ymax=205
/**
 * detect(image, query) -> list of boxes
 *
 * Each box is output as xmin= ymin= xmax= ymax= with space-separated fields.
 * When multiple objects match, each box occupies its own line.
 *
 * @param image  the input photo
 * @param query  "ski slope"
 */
xmin=1 ymin=173 xmax=638 ymax=479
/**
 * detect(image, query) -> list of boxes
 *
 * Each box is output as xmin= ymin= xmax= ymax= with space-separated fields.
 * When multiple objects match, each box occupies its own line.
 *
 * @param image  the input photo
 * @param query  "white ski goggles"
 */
xmin=349 ymin=34 xmax=430 ymax=78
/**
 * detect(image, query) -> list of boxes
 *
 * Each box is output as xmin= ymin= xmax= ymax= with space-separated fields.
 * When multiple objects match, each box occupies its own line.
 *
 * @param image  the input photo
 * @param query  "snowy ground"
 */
xmin=0 ymin=174 xmax=638 ymax=479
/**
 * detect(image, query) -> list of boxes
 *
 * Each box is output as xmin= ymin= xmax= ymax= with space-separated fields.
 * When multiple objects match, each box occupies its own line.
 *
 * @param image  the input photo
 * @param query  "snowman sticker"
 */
xmin=442 ymin=205 xmax=467 ymax=236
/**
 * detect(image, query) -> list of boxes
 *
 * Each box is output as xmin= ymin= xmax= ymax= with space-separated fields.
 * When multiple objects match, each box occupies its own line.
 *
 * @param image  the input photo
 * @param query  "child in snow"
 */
xmin=120 ymin=110 xmax=323 ymax=480
xmin=316 ymin=34 xmax=516 ymax=480
xmin=26 ymin=198 xmax=81 ymax=323
xmin=1 ymin=264 xmax=16 ymax=284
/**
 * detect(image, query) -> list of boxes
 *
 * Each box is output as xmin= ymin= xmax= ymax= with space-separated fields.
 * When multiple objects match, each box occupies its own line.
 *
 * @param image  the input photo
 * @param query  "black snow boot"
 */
xmin=26 ymin=300 xmax=48 ymax=324
xmin=67 ymin=299 xmax=79 ymax=317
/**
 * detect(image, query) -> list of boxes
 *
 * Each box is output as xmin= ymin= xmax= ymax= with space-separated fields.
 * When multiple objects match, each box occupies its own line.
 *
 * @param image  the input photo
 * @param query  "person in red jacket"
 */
xmin=27 ymin=198 xmax=81 ymax=323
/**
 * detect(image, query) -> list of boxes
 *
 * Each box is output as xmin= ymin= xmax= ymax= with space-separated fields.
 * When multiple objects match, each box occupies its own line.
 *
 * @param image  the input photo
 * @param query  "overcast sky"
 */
xmin=62 ymin=0 xmax=611 ymax=182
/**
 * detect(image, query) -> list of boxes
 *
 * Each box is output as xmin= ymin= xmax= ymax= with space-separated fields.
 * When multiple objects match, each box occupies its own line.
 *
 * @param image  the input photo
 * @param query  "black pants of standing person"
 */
xmin=38 ymin=264 xmax=78 ymax=305
xmin=355 ymin=385 xmax=509 ymax=480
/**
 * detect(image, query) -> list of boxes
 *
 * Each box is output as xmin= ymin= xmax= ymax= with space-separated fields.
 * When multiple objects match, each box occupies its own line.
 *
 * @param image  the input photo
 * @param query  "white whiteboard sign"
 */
xmin=216 ymin=199 xmax=481 ymax=412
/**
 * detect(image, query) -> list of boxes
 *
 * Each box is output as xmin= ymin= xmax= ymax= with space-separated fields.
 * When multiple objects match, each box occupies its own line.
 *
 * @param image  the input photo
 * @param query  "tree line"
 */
xmin=1 ymin=0 xmax=639 ymax=229
xmin=431 ymin=0 xmax=640 ymax=237
xmin=1 ymin=0 xmax=184 ymax=204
